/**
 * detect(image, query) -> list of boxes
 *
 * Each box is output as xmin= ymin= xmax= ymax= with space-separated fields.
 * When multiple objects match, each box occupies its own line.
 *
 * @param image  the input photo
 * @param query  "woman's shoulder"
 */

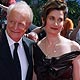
xmin=37 ymin=37 xmax=46 ymax=46
xmin=70 ymin=40 xmax=80 ymax=50
xmin=62 ymin=36 xmax=80 ymax=49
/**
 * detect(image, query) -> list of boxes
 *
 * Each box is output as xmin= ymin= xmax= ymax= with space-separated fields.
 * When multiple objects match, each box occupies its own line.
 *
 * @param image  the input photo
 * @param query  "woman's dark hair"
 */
xmin=40 ymin=0 xmax=67 ymax=27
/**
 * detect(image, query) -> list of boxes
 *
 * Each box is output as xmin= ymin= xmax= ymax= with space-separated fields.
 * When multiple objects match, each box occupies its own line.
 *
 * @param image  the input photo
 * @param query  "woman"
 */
xmin=33 ymin=0 xmax=80 ymax=80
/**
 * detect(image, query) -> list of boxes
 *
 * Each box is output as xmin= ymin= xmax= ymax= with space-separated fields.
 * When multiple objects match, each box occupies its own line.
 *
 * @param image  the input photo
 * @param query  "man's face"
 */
xmin=6 ymin=9 xmax=31 ymax=42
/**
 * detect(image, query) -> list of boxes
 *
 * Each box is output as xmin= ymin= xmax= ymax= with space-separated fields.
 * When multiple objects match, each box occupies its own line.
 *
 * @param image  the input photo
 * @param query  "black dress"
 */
xmin=33 ymin=44 xmax=80 ymax=80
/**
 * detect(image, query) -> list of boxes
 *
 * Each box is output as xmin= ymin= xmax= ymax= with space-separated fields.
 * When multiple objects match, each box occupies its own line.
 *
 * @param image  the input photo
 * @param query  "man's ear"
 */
xmin=6 ymin=15 xmax=8 ymax=20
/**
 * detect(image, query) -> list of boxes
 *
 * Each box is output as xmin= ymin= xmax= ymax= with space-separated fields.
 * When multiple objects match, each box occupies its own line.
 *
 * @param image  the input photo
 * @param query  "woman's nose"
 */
xmin=54 ymin=21 xmax=58 ymax=26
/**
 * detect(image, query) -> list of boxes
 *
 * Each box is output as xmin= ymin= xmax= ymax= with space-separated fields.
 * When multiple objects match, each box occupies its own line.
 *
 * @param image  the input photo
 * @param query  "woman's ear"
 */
xmin=62 ymin=21 xmax=65 ymax=31
xmin=41 ymin=17 xmax=44 ymax=25
xmin=62 ymin=26 xmax=64 ymax=31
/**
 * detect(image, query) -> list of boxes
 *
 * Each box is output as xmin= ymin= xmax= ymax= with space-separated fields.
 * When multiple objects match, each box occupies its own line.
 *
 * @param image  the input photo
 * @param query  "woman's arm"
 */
xmin=73 ymin=55 xmax=80 ymax=80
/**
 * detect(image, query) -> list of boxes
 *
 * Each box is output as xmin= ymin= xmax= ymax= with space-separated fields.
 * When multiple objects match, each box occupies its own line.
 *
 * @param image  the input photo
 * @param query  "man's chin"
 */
xmin=11 ymin=36 xmax=21 ymax=42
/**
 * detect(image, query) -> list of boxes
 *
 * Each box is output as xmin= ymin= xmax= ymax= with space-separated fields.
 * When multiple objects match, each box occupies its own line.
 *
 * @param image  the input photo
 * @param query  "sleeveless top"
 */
xmin=33 ymin=44 xmax=80 ymax=80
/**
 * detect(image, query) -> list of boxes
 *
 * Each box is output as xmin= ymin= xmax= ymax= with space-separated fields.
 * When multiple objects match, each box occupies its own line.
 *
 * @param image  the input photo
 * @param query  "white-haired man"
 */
xmin=0 ymin=1 xmax=33 ymax=80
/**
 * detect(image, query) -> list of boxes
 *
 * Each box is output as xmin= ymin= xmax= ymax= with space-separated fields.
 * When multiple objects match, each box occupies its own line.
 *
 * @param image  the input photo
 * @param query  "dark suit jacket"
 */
xmin=0 ymin=29 xmax=33 ymax=80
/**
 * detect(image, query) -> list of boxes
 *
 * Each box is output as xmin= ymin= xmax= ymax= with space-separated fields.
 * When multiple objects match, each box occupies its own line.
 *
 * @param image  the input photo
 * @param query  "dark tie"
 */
xmin=13 ymin=43 xmax=21 ymax=80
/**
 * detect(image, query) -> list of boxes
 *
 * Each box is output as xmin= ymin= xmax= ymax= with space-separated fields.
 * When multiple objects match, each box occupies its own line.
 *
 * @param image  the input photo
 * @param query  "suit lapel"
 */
xmin=22 ymin=40 xmax=33 ymax=80
xmin=0 ymin=30 xmax=18 ymax=79
xmin=1 ymin=30 xmax=14 ymax=64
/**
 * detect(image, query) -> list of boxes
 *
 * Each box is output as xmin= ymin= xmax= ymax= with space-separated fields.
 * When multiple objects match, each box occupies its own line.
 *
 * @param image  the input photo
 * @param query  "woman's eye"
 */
xmin=58 ymin=18 xmax=63 ymax=23
xmin=49 ymin=17 xmax=55 ymax=21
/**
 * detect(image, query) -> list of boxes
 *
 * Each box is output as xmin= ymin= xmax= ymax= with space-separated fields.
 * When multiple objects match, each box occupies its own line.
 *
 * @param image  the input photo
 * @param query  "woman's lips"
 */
xmin=51 ymin=27 xmax=58 ymax=30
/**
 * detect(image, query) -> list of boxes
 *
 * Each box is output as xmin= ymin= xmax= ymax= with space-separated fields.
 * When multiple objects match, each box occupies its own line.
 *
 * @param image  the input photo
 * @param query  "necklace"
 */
xmin=44 ymin=38 xmax=59 ymax=58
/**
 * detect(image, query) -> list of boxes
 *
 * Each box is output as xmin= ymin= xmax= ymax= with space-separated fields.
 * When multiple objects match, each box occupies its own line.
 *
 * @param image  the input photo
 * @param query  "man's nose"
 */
xmin=14 ymin=23 xmax=18 ymax=29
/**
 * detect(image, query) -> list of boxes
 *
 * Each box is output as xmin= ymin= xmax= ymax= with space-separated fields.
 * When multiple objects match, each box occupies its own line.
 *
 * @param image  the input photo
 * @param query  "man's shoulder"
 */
xmin=23 ymin=36 xmax=35 ymax=47
xmin=23 ymin=36 xmax=35 ymax=56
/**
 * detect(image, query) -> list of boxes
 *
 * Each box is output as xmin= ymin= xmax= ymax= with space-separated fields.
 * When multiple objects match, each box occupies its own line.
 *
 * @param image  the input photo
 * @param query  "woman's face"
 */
xmin=45 ymin=10 xmax=64 ymax=36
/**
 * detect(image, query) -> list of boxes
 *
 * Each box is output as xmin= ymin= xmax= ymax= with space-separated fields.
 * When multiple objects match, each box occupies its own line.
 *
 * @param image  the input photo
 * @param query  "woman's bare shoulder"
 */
xmin=70 ymin=40 xmax=80 ymax=51
xmin=37 ymin=37 xmax=46 ymax=48
xmin=62 ymin=36 xmax=80 ymax=51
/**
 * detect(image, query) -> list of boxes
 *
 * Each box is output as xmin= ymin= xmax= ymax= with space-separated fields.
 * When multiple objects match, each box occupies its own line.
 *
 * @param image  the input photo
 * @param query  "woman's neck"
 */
xmin=45 ymin=34 xmax=61 ymax=45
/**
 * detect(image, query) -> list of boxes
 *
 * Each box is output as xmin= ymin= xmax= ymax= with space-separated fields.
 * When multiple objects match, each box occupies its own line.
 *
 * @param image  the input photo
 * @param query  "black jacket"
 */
xmin=0 ymin=29 xmax=33 ymax=80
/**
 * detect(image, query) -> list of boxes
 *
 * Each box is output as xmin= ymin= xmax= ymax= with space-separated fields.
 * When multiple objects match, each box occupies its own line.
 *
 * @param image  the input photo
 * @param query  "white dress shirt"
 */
xmin=5 ymin=31 xmax=28 ymax=80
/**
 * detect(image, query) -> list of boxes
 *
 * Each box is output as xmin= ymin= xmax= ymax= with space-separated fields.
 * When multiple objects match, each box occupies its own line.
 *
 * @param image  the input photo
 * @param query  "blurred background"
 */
xmin=0 ymin=0 xmax=80 ymax=28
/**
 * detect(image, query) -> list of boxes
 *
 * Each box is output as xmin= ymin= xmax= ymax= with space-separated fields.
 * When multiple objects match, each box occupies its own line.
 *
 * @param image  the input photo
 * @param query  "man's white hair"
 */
xmin=7 ymin=1 xmax=33 ymax=22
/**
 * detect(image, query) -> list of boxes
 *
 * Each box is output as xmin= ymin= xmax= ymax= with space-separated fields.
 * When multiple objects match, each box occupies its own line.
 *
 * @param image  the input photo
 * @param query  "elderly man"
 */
xmin=0 ymin=1 xmax=33 ymax=80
